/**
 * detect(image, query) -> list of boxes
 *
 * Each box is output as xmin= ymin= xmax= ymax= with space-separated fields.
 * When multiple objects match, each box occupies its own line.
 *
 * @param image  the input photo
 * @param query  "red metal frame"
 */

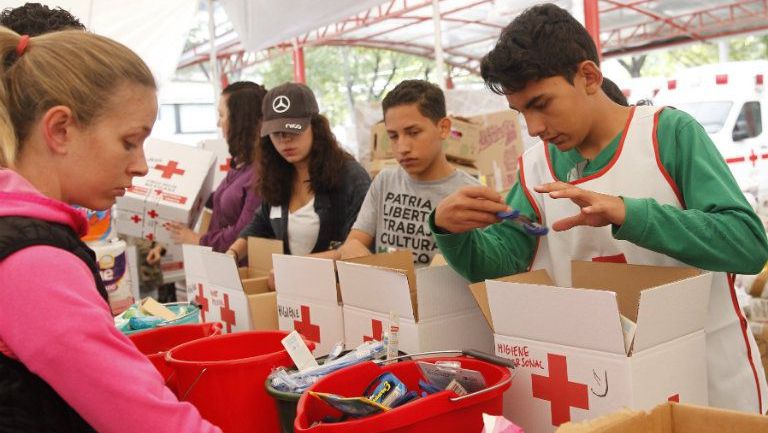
xmin=179 ymin=0 xmax=768 ymax=75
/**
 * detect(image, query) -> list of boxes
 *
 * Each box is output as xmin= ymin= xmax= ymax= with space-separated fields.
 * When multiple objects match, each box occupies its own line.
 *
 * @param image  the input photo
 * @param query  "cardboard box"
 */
xmin=370 ymin=111 xmax=523 ymax=191
xmin=555 ymin=402 xmax=768 ymax=433
xmin=115 ymin=139 xmax=215 ymax=243
xmin=182 ymin=237 xmax=282 ymax=333
xmin=336 ymin=251 xmax=493 ymax=354
xmin=370 ymin=117 xmax=482 ymax=164
xmin=470 ymin=262 xmax=712 ymax=433
xmin=272 ymin=255 xmax=344 ymax=356
xmin=200 ymin=138 xmax=232 ymax=190
xmin=469 ymin=110 xmax=524 ymax=192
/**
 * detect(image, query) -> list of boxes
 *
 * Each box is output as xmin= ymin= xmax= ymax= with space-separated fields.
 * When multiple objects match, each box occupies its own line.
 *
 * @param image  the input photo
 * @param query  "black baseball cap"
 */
xmin=261 ymin=82 xmax=320 ymax=137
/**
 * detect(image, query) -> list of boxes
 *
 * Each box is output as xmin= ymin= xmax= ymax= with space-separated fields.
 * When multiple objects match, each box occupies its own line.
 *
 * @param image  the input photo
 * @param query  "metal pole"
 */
xmin=292 ymin=40 xmax=307 ymax=84
xmin=583 ymin=0 xmax=602 ymax=60
xmin=718 ymin=40 xmax=730 ymax=63
xmin=432 ymin=0 xmax=446 ymax=89
xmin=208 ymin=0 xmax=220 ymax=104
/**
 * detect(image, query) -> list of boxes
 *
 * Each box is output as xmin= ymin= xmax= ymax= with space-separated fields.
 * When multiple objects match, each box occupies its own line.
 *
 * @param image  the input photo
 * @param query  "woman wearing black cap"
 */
xmin=226 ymin=82 xmax=371 ymax=267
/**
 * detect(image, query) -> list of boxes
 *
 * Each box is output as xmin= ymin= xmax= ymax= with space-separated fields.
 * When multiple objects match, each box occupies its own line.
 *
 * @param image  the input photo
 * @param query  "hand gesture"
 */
xmin=165 ymin=221 xmax=201 ymax=245
xmin=534 ymin=182 xmax=626 ymax=232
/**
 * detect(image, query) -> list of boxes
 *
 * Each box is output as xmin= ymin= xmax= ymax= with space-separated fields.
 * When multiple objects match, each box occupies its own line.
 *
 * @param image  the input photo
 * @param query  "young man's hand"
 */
xmin=434 ymin=186 xmax=509 ymax=233
xmin=535 ymin=182 xmax=626 ymax=231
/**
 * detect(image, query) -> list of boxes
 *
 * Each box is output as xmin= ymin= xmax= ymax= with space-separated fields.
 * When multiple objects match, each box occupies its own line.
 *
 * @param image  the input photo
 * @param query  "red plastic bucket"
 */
xmin=128 ymin=322 xmax=222 ymax=391
xmin=166 ymin=330 xmax=315 ymax=433
xmin=294 ymin=354 xmax=512 ymax=433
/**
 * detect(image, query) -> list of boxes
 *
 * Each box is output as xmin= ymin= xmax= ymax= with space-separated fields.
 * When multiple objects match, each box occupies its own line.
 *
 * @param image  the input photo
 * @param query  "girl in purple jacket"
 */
xmin=167 ymin=82 xmax=266 ymax=259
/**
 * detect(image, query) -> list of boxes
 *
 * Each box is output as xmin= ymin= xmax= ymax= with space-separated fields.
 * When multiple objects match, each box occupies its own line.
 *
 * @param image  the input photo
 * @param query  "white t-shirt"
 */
xmin=272 ymin=197 xmax=320 ymax=255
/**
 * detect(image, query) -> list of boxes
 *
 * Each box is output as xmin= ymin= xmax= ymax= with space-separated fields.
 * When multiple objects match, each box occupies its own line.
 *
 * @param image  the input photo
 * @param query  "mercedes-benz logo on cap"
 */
xmin=272 ymin=95 xmax=290 ymax=113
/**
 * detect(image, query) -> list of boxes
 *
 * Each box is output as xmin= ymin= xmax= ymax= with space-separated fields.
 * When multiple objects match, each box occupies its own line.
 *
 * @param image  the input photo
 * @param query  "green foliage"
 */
xmin=618 ymin=34 xmax=768 ymax=78
xmin=243 ymin=46 xmax=480 ymax=126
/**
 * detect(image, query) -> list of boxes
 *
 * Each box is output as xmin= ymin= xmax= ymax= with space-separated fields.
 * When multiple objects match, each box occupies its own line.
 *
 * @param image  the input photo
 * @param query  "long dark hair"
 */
xmin=222 ymin=81 xmax=267 ymax=166
xmin=257 ymin=113 xmax=352 ymax=206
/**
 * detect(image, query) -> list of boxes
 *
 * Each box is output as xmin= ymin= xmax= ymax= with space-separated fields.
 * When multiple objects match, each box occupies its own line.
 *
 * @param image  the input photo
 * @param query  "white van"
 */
xmin=654 ymin=61 xmax=768 ymax=197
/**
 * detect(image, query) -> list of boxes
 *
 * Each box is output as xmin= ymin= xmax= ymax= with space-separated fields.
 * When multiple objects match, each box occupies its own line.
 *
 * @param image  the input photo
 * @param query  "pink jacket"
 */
xmin=0 ymin=169 xmax=222 ymax=433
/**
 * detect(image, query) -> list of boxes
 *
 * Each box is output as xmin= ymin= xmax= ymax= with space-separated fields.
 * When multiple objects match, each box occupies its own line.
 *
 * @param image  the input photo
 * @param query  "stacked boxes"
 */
xmin=115 ymin=138 xmax=215 ymax=244
xmin=368 ymin=110 xmax=524 ymax=191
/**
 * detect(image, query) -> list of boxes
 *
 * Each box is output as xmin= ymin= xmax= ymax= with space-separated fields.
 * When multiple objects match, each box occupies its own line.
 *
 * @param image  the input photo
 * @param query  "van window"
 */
xmin=673 ymin=101 xmax=732 ymax=134
xmin=732 ymin=101 xmax=762 ymax=141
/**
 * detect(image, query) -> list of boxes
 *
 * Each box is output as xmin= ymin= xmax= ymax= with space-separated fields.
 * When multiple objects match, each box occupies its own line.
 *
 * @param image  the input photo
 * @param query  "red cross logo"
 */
xmin=750 ymin=149 xmax=758 ymax=167
xmin=668 ymin=394 xmax=680 ymax=402
xmin=147 ymin=209 xmax=159 ymax=219
xmin=155 ymin=189 xmax=163 ymax=196
xmin=531 ymin=353 xmax=589 ymax=426
xmin=145 ymin=233 xmax=154 ymax=241
xmin=220 ymin=158 xmax=231 ymax=172
xmin=130 ymin=215 xmax=142 ymax=224
xmin=591 ymin=253 xmax=627 ymax=264
xmin=294 ymin=305 xmax=321 ymax=343
xmin=363 ymin=319 xmax=383 ymax=342
xmin=195 ymin=283 xmax=209 ymax=322
xmin=154 ymin=160 xmax=185 ymax=179
xmin=220 ymin=293 xmax=237 ymax=333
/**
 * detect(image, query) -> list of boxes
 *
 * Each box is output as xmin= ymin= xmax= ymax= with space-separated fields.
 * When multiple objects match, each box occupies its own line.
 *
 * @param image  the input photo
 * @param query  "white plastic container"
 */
xmin=90 ymin=239 xmax=134 ymax=315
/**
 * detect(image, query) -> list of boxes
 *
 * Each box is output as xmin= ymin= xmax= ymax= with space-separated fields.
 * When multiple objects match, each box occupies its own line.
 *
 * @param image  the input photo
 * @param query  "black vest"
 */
xmin=0 ymin=216 xmax=109 ymax=433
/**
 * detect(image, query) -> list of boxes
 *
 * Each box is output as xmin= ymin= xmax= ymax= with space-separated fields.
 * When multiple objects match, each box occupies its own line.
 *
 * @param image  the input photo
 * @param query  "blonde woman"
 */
xmin=0 ymin=30 xmax=221 ymax=432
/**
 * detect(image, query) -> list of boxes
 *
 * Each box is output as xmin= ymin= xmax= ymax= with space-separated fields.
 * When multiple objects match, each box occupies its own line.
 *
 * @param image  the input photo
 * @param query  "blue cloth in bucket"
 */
xmin=115 ymin=302 xmax=200 ymax=335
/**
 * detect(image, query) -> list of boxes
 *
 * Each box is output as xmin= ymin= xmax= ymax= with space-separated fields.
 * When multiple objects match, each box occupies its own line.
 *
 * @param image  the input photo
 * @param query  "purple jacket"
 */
xmin=200 ymin=163 xmax=261 ymax=253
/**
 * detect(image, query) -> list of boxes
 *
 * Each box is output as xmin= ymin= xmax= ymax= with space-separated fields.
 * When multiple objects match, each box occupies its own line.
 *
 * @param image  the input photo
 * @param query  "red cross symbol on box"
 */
xmin=363 ymin=319 xmax=383 ymax=342
xmin=130 ymin=214 xmax=142 ymax=224
xmin=145 ymin=233 xmax=154 ymax=241
xmin=668 ymin=394 xmax=680 ymax=402
xmin=591 ymin=253 xmax=627 ymax=264
xmin=154 ymin=160 xmax=185 ymax=179
xmin=294 ymin=305 xmax=321 ymax=343
xmin=195 ymin=283 xmax=209 ymax=322
xmin=220 ymin=293 xmax=237 ymax=333
xmin=750 ymin=149 xmax=758 ymax=167
xmin=220 ymin=157 xmax=231 ymax=172
xmin=147 ymin=209 xmax=159 ymax=219
xmin=532 ymin=353 xmax=589 ymax=427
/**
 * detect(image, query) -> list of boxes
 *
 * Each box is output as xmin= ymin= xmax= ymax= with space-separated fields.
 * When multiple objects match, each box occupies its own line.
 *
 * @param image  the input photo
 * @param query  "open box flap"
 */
xmin=203 ymin=249 xmax=242 ymax=290
xmin=468 ymin=270 xmax=553 ymax=331
xmin=247 ymin=236 xmax=283 ymax=272
xmin=414 ymin=265 xmax=475 ymax=320
xmin=571 ymin=262 xmax=701 ymax=321
xmin=337 ymin=252 xmax=416 ymax=320
xmin=272 ymin=254 xmax=340 ymax=303
xmin=633 ymin=272 xmax=711 ymax=352
xmin=487 ymin=277 xmax=627 ymax=354
xmin=182 ymin=244 xmax=213 ymax=283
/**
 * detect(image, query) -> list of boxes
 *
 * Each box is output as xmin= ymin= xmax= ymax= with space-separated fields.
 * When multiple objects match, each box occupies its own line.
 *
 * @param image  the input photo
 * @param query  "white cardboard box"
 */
xmin=182 ymin=237 xmax=282 ymax=333
xmin=273 ymin=255 xmax=344 ymax=356
xmin=200 ymin=138 xmax=232 ymax=190
xmin=336 ymin=251 xmax=493 ymax=354
xmin=469 ymin=262 xmax=712 ymax=433
xmin=115 ymin=139 xmax=215 ymax=244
